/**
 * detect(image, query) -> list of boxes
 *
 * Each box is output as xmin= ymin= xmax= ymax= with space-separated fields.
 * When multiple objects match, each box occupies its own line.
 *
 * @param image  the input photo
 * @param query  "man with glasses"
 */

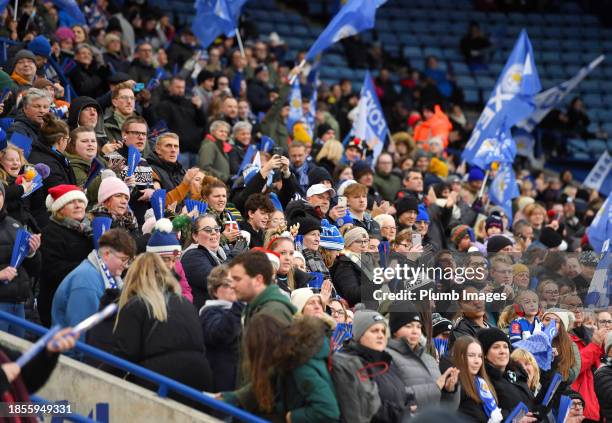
xmin=104 ymin=82 xmax=156 ymax=146
xmin=51 ymin=229 xmax=136 ymax=329
xmin=105 ymin=116 xmax=155 ymax=225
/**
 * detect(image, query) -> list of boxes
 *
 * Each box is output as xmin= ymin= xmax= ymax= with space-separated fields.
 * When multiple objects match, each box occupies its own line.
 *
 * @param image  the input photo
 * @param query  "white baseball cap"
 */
xmin=306 ymin=184 xmax=336 ymax=198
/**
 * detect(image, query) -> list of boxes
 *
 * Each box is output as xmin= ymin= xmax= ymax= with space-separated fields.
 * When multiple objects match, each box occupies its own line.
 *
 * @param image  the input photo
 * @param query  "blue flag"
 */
xmin=9 ymin=229 xmax=31 ymax=269
xmin=83 ymin=157 xmax=104 ymax=190
xmin=583 ymin=150 xmax=612 ymax=197
xmin=52 ymin=0 xmax=86 ymax=24
xmin=192 ymin=0 xmax=248 ymax=49
xmin=9 ymin=133 xmax=33 ymax=159
xmin=126 ymin=145 xmax=141 ymax=177
xmin=185 ymin=199 xmax=208 ymax=216
xmin=306 ymin=63 xmax=320 ymax=136
xmin=287 ymin=79 xmax=303 ymax=134
xmin=586 ymin=195 xmax=612 ymax=253
xmin=353 ymin=71 xmax=389 ymax=164
xmin=0 ymin=0 xmax=8 ymax=15
xmin=584 ymin=246 xmax=611 ymax=309
xmin=151 ymin=189 xmax=166 ymax=220
xmin=556 ymin=395 xmax=572 ymax=423
xmin=468 ymin=119 xmax=517 ymax=170
xmin=489 ymin=163 xmax=519 ymax=223
xmin=92 ymin=217 xmax=112 ymax=250
xmin=463 ymin=29 xmax=540 ymax=165
xmin=305 ymin=0 xmax=384 ymax=62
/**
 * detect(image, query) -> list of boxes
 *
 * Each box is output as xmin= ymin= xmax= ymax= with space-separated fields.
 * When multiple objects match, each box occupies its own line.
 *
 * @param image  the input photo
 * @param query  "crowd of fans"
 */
xmin=0 ymin=0 xmax=610 ymax=422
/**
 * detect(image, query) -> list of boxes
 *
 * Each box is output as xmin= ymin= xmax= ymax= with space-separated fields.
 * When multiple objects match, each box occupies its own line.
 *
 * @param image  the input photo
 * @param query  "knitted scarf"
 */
xmin=87 ymin=250 xmax=123 ymax=290
xmin=50 ymin=215 xmax=92 ymax=236
xmin=90 ymin=204 xmax=138 ymax=233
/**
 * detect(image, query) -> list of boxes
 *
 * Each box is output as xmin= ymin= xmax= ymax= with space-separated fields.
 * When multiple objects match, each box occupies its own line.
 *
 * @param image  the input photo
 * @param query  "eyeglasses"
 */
xmin=357 ymin=239 xmax=370 ymax=245
xmin=543 ymin=290 xmax=559 ymax=295
xmin=598 ymin=319 xmax=612 ymax=326
xmin=329 ymin=308 xmax=345 ymax=317
xmin=381 ymin=226 xmax=396 ymax=230
xmin=570 ymin=402 xmax=584 ymax=410
xmin=118 ymin=95 xmax=135 ymax=102
xmin=270 ymin=218 xmax=286 ymax=224
xmin=111 ymin=250 xmax=132 ymax=266
xmin=197 ymin=226 xmax=222 ymax=234
xmin=125 ymin=130 xmax=147 ymax=138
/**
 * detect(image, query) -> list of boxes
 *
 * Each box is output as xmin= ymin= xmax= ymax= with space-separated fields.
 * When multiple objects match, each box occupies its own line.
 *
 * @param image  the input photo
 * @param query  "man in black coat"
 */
xmin=246 ymin=65 xmax=272 ymax=114
xmin=156 ymin=76 xmax=208 ymax=169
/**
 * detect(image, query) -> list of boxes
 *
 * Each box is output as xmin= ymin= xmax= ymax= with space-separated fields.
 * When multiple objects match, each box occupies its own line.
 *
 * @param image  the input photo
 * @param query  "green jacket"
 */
xmin=198 ymin=135 xmax=231 ymax=184
xmin=66 ymin=153 xmax=107 ymax=208
xmin=243 ymin=284 xmax=295 ymax=328
xmin=261 ymin=84 xmax=291 ymax=150
xmin=373 ymin=171 xmax=403 ymax=202
xmin=224 ymin=337 xmax=341 ymax=423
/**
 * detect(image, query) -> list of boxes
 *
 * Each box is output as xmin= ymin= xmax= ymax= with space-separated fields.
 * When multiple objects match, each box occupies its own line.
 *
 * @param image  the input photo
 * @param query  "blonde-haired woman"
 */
xmin=511 ymin=349 xmax=541 ymax=396
xmin=315 ymin=139 xmax=344 ymax=174
xmin=523 ymin=203 xmax=547 ymax=239
xmin=112 ymin=253 xmax=212 ymax=397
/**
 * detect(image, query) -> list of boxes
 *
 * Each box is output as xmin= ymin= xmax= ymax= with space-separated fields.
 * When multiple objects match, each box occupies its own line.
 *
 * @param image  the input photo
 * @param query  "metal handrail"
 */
xmin=0 ymin=311 xmax=267 ymax=423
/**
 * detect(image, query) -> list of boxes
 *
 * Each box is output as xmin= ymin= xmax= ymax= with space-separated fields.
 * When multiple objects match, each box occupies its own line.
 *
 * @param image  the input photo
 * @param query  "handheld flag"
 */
xmin=83 ymin=157 xmax=104 ymax=189
xmin=467 ymin=119 xmax=516 ymax=170
xmin=192 ymin=0 xmax=248 ymax=49
xmin=9 ymin=133 xmax=33 ymax=158
xmin=463 ymin=29 xmax=540 ymax=165
xmin=259 ymin=136 xmax=275 ymax=154
xmin=517 ymin=55 xmax=605 ymax=132
xmin=126 ymin=145 xmax=141 ymax=177
xmin=308 ymin=272 xmax=324 ymax=291
xmin=353 ymin=71 xmax=389 ymax=164
xmin=9 ymin=229 xmax=32 ymax=269
xmin=433 ymin=338 xmax=449 ymax=358
xmin=16 ymin=326 xmax=62 ymax=368
xmin=287 ymin=79 xmax=303 ymax=134
xmin=489 ymin=163 xmax=519 ymax=223
xmin=584 ymin=246 xmax=611 ymax=308
xmin=556 ymin=395 xmax=572 ymax=423
xmin=504 ymin=402 xmax=528 ymax=423
xmin=378 ymin=240 xmax=390 ymax=268
xmin=151 ymin=189 xmax=167 ymax=220
xmin=541 ymin=372 xmax=562 ymax=406
xmin=306 ymin=0 xmax=384 ymax=62
xmin=185 ymin=199 xmax=208 ymax=216
xmin=52 ymin=0 xmax=86 ymax=24
xmin=0 ymin=127 xmax=6 ymax=151
xmin=331 ymin=323 xmax=353 ymax=352
xmin=92 ymin=216 xmax=112 ymax=250
xmin=583 ymin=150 xmax=612 ymax=196
xmin=586 ymin=194 xmax=612 ymax=253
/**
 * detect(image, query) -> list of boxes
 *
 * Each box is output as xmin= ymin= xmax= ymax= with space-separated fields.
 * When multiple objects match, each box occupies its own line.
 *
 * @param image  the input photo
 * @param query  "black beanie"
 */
xmin=486 ymin=235 xmax=513 ymax=253
xmin=389 ymin=302 xmax=421 ymax=335
xmin=395 ymin=196 xmax=419 ymax=217
xmin=308 ymin=167 xmax=333 ymax=186
xmin=316 ymin=123 xmax=333 ymax=139
xmin=539 ymin=227 xmax=563 ymax=248
xmin=432 ymin=313 xmax=453 ymax=337
xmin=289 ymin=210 xmax=321 ymax=236
xmin=477 ymin=328 xmax=511 ymax=357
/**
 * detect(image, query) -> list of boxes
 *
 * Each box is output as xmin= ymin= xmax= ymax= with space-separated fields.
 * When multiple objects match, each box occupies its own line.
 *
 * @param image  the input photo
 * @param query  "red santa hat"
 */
xmin=46 ymin=184 xmax=88 ymax=213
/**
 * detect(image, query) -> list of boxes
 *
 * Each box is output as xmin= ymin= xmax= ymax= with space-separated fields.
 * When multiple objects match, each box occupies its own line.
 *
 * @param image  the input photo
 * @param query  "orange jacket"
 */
xmin=413 ymin=105 xmax=453 ymax=150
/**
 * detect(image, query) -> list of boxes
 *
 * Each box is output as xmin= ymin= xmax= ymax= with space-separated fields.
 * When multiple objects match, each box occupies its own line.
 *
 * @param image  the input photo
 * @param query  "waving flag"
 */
xmin=586 ymin=195 xmax=612 ymax=253
xmin=517 ymin=55 xmax=605 ymax=132
xmin=52 ymin=0 xmax=86 ymax=25
xmin=287 ymin=79 xmax=303 ymax=133
xmin=151 ymin=189 xmax=167 ymax=220
xmin=469 ymin=119 xmax=517 ymax=170
xmin=585 ymin=245 xmax=611 ymax=308
xmin=9 ymin=229 xmax=31 ymax=269
xmin=192 ymin=0 xmax=248 ymax=49
xmin=353 ymin=71 xmax=389 ymax=164
xmin=185 ymin=199 xmax=208 ymax=216
xmin=583 ymin=150 xmax=612 ymax=196
xmin=126 ymin=145 xmax=141 ymax=177
xmin=489 ymin=163 xmax=519 ymax=223
xmin=306 ymin=62 xmax=320 ymax=134
xmin=463 ymin=30 xmax=540 ymax=165
xmin=305 ymin=0 xmax=384 ymax=62
xmin=10 ymin=133 xmax=33 ymax=158
xmin=92 ymin=216 xmax=112 ymax=250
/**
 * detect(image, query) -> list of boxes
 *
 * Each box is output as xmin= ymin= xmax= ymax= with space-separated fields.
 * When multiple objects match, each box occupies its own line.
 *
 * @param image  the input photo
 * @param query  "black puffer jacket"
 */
xmin=595 ymin=362 xmax=612 ymax=422
xmin=484 ymin=361 xmax=535 ymax=417
xmin=156 ymin=92 xmax=208 ymax=154
xmin=0 ymin=206 xmax=41 ymax=303
xmin=146 ymin=151 xmax=185 ymax=192
xmin=27 ymin=141 xmax=77 ymax=230
xmin=343 ymin=341 xmax=413 ymax=423
xmin=6 ymin=111 xmax=41 ymax=146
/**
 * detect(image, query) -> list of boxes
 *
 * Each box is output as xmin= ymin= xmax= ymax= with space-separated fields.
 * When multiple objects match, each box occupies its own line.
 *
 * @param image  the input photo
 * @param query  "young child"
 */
xmin=508 ymin=290 xmax=543 ymax=344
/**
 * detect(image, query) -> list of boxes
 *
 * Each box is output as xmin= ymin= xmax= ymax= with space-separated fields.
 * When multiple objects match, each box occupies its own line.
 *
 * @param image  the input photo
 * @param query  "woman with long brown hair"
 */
xmin=221 ymin=315 xmax=340 ymax=422
xmin=453 ymin=336 xmax=503 ymax=422
xmin=540 ymin=309 xmax=581 ymax=385
xmin=268 ymin=234 xmax=312 ymax=293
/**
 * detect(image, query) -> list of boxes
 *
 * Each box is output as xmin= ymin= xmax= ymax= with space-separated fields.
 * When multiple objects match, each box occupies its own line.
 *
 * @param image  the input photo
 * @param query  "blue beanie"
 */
xmin=334 ymin=209 xmax=354 ymax=228
xmin=468 ymin=167 xmax=485 ymax=182
xmin=27 ymin=35 xmax=52 ymax=58
xmin=416 ymin=204 xmax=429 ymax=223
xmin=320 ymin=219 xmax=345 ymax=250
xmin=269 ymin=192 xmax=283 ymax=211
xmin=146 ymin=219 xmax=181 ymax=254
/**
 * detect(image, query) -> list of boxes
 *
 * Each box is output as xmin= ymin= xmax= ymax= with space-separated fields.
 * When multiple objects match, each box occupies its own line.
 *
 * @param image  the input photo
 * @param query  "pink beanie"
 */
xmin=55 ymin=27 xmax=76 ymax=42
xmin=98 ymin=176 xmax=130 ymax=204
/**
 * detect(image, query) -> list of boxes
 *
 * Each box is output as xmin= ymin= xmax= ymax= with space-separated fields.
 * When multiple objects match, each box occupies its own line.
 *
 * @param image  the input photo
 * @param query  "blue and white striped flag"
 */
xmin=584 ymin=244 xmax=611 ymax=309
xmin=583 ymin=150 xmax=612 ymax=196
xmin=586 ymin=194 xmax=612 ymax=253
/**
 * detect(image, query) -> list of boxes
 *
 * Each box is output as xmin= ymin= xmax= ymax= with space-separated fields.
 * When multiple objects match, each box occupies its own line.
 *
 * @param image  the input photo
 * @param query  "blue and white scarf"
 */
xmin=88 ymin=250 xmax=122 ymax=290
xmin=475 ymin=376 xmax=503 ymax=423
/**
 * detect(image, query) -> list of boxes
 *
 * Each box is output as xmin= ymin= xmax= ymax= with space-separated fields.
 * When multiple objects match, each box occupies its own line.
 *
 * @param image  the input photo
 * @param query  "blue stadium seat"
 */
xmin=475 ymin=76 xmax=495 ymax=91
xmin=423 ymin=47 xmax=443 ymax=58
xmin=456 ymin=75 xmax=477 ymax=89
xmin=584 ymin=94 xmax=603 ymax=108
xmin=545 ymin=64 xmax=566 ymax=79
xmin=464 ymin=89 xmax=479 ymax=104
xmin=441 ymin=48 xmax=463 ymax=62
xmin=403 ymin=46 xmax=422 ymax=60
xmin=588 ymin=140 xmax=608 ymax=155
xmin=568 ymin=138 xmax=588 ymax=153
xmin=450 ymin=61 xmax=470 ymax=76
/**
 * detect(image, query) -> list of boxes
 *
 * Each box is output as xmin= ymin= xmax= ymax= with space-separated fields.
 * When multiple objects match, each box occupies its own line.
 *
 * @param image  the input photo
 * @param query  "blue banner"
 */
xmin=586 ymin=194 xmax=612 ymax=253
xmin=352 ymin=70 xmax=389 ymax=163
xmin=9 ymin=228 xmax=32 ymax=268
xmin=126 ymin=145 xmax=141 ymax=177
xmin=463 ymin=29 xmax=540 ymax=165
xmin=489 ymin=163 xmax=519 ymax=223
xmin=151 ymin=189 xmax=166 ymax=220
xmin=92 ymin=216 xmax=112 ymax=250
xmin=468 ymin=119 xmax=517 ymax=170
xmin=583 ymin=150 xmax=612 ymax=197
xmin=305 ymin=0 xmax=383 ymax=62
xmin=287 ymin=79 xmax=303 ymax=134
xmin=192 ymin=0 xmax=248 ymax=49
xmin=584 ymin=246 xmax=611 ymax=308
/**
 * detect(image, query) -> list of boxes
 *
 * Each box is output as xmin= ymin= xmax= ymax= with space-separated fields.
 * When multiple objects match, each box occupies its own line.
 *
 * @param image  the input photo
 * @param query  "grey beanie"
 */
xmin=352 ymin=310 xmax=387 ymax=341
xmin=14 ymin=49 xmax=37 ymax=64
xmin=344 ymin=227 xmax=369 ymax=247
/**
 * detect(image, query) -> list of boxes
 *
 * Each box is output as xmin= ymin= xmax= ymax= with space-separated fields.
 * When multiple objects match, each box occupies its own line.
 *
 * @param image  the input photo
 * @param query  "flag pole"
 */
xmin=235 ymin=27 xmax=245 ymax=58
xmin=477 ymin=170 xmax=489 ymax=199
xmin=13 ymin=0 xmax=19 ymax=21
xmin=289 ymin=59 xmax=306 ymax=85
